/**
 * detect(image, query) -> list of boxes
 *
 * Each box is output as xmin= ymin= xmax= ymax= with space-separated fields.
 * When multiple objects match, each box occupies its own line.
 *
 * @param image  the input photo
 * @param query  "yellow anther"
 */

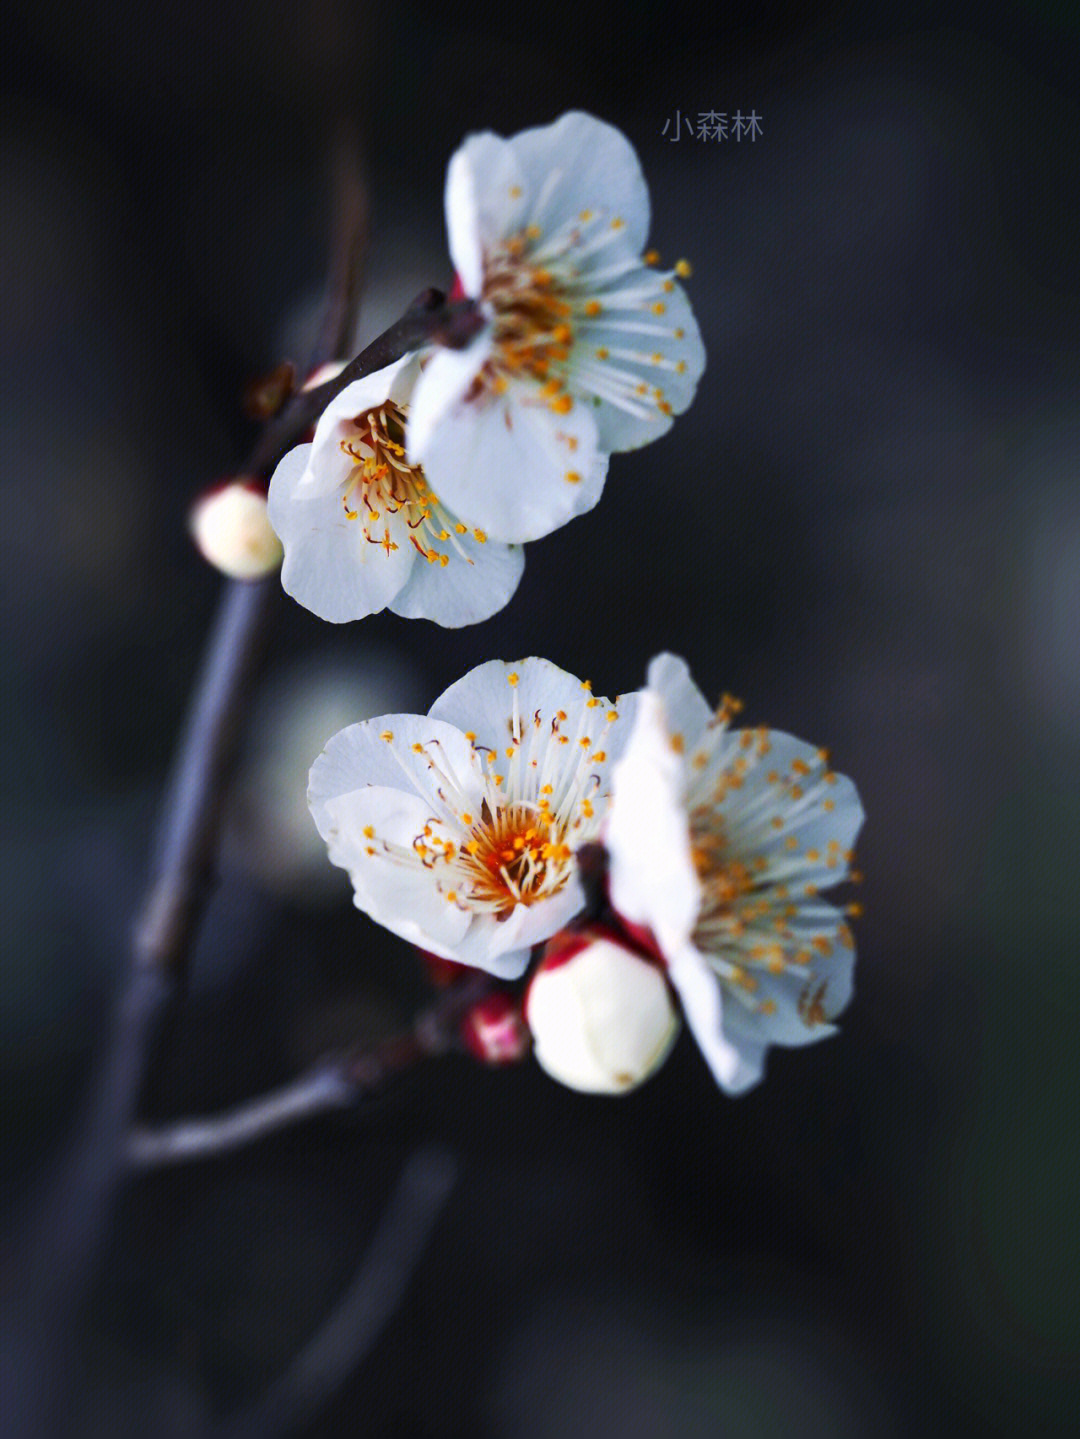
xmin=474 ymin=529 xmax=487 ymax=543
xmin=595 ymin=346 xmax=609 ymax=360
xmin=380 ymin=730 xmax=393 ymax=742
xmin=507 ymin=672 xmax=519 ymax=686
xmin=644 ymin=249 xmax=660 ymax=265
xmin=549 ymin=394 xmax=573 ymax=414
xmin=651 ymin=301 xmax=666 ymax=315
xmin=565 ymin=470 xmax=581 ymax=484
xmin=584 ymin=299 xmax=603 ymax=316
xmin=362 ymin=825 xmax=375 ymax=839
xmin=674 ymin=259 xmax=692 ymax=278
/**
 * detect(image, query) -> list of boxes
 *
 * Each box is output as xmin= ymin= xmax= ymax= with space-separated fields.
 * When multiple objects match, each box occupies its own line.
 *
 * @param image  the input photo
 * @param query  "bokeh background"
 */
xmin=3 ymin=1 xmax=1080 ymax=1433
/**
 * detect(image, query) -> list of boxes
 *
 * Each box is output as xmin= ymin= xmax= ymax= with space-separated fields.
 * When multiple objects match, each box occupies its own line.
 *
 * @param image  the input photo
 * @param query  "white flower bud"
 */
xmin=525 ymin=930 xmax=680 ymax=1095
xmin=191 ymin=480 xmax=283 ymax=580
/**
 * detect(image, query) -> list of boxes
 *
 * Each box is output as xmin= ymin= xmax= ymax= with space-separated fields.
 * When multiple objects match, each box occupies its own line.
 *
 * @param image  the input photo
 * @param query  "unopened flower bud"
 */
xmin=191 ymin=479 xmax=283 ymax=580
xmin=525 ymin=929 xmax=680 ymax=1095
xmin=461 ymin=993 xmax=531 ymax=1066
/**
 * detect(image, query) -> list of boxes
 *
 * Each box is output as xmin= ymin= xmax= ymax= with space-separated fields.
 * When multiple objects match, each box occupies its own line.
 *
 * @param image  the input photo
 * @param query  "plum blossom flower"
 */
xmin=267 ymin=354 xmax=523 ymax=624
xmin=606 ymin=654 xmax=864 ymax=1095
xmin=406 ymin=111 xmax=706 ymax=542
xmin=308 ymin=658 xmax=637 ymax=979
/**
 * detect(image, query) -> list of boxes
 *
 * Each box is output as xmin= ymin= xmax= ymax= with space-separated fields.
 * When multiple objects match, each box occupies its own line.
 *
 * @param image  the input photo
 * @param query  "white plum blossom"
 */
xmin=267 ymin=354 xmax=524 ymax=625
xmin=606 ymin=654 xmax=864 ymax=1095
xmin=191 ymin=480 xmax=283 ymax=580
xmin=525 ymin=929 xmax=680 ymax=1095
xmin=308 ymin=658 xmax=637 ymax=979
xmin=406 ymin=111 xmax=706 ymax=543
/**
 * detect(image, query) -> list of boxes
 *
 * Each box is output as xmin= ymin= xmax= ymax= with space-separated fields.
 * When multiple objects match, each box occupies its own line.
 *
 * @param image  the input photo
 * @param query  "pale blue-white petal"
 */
xmin=267 ymin=444 xmax=416 ymax=623
xmin=411 ymin=380 xmax=607 ymax=543
xmin=389 ymin=530 xmax=524 ymax=628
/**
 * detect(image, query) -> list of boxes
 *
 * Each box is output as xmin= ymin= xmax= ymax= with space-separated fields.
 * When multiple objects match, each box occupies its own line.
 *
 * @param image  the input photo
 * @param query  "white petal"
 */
xmin=406 ymin=331 xmax=493 ymax=465
xmin=318 ymin=786 xmax=472 ymax=957
xmin=428 ymin=657 xmax=605 ymax=755
xmin=450 ymin=878 xmax=586 ymax=978
xmin=411 ymin=381 xmax=607 ymax=543
xmin=390 ymin=531 xmax=524 ymax=628
xmin=309 ymin=714 xmax=486 ymax=837
xmin=570 ymin=276 xmax=706 ymax=453
xmin=267 ymin=444 xmax=416 ymax=623
xmin=508 ymin=112 xmax=651 ymax=255
xmin=667 ymin=942 xmax=761 ymax=1094
xmin=445 ymin=135 xmax=529 ymax=291
xmin=606 ymin=690 xmax=700 ymax=956
xmin=645 ymin=652 xmax=713 ymax=750
xmin=299 ymin=354 xmax=420 ymax=498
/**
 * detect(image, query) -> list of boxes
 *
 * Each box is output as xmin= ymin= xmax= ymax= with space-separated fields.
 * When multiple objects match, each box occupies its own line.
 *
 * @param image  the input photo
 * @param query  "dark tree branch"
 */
xmin=213 ymin=1146 xmax=460 ymax=1439
xmin=128 ymin=974 xmax=494 ymax=1171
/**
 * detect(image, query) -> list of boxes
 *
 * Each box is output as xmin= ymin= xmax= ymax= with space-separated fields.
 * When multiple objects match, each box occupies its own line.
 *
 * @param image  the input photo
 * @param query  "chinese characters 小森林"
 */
xmin=661 ymin=111 xmax=763 ymax=141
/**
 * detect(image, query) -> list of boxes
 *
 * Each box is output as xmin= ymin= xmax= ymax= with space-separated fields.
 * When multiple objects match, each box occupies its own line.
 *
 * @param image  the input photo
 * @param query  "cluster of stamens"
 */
xmin=365 ymin=673 xmax=622 ymax=918
xmin=338 ymin=402 xmax=487 ymax=565
xmin=665 ymin=698 xmax=861 ymax=1027
xmin=472 ymin=195 xmax=695 ymax=446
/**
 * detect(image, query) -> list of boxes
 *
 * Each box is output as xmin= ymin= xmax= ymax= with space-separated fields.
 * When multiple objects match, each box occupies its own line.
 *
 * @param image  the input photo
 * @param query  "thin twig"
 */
xmin=213 ymin=1145 xmax=460 ymax=1439
xmin=128 ymin=974 xmax=493 ymax=1171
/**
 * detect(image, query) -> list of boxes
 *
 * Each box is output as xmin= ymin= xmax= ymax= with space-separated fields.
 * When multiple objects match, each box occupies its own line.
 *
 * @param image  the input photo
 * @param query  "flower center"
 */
xmin=465 ymin=207 xmax=693 ymax=429
xmin=339 ymin=402 xmax=483 ymax=565
xmin=373 ymin=672 xmax=622 ymax=921
xmin=460 ymin=798 xmax=574 ymax=912
xmin=481 ymin=230 xmax=576 ymax=391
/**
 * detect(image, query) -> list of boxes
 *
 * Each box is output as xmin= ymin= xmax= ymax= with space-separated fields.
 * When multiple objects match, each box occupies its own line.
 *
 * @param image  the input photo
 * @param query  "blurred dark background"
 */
xmin=3 ymin=0 xmax=1080 ymax=1433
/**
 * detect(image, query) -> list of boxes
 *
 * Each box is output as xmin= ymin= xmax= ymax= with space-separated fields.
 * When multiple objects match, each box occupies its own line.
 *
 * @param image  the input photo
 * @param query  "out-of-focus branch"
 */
xmin=129 ymin=974 xmax=493 ymax=1170
xmin=214 ymin=1146 xmax=460 ymax=1439
xmin=3 ymin=132 xmax=380 ymax=1439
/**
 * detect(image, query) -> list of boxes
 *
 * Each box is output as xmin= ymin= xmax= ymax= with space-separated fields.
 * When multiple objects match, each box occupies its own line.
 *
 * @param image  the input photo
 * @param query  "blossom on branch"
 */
xmin=267 ymin=354 xmax=523 ymax=624
xmin=605 ymin=654 xmax=864 ymax=1095
xmin=308 ymin=658 xmax=637 ymax=979
xmin=406 ymin=111 xmax=706 ymax=542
